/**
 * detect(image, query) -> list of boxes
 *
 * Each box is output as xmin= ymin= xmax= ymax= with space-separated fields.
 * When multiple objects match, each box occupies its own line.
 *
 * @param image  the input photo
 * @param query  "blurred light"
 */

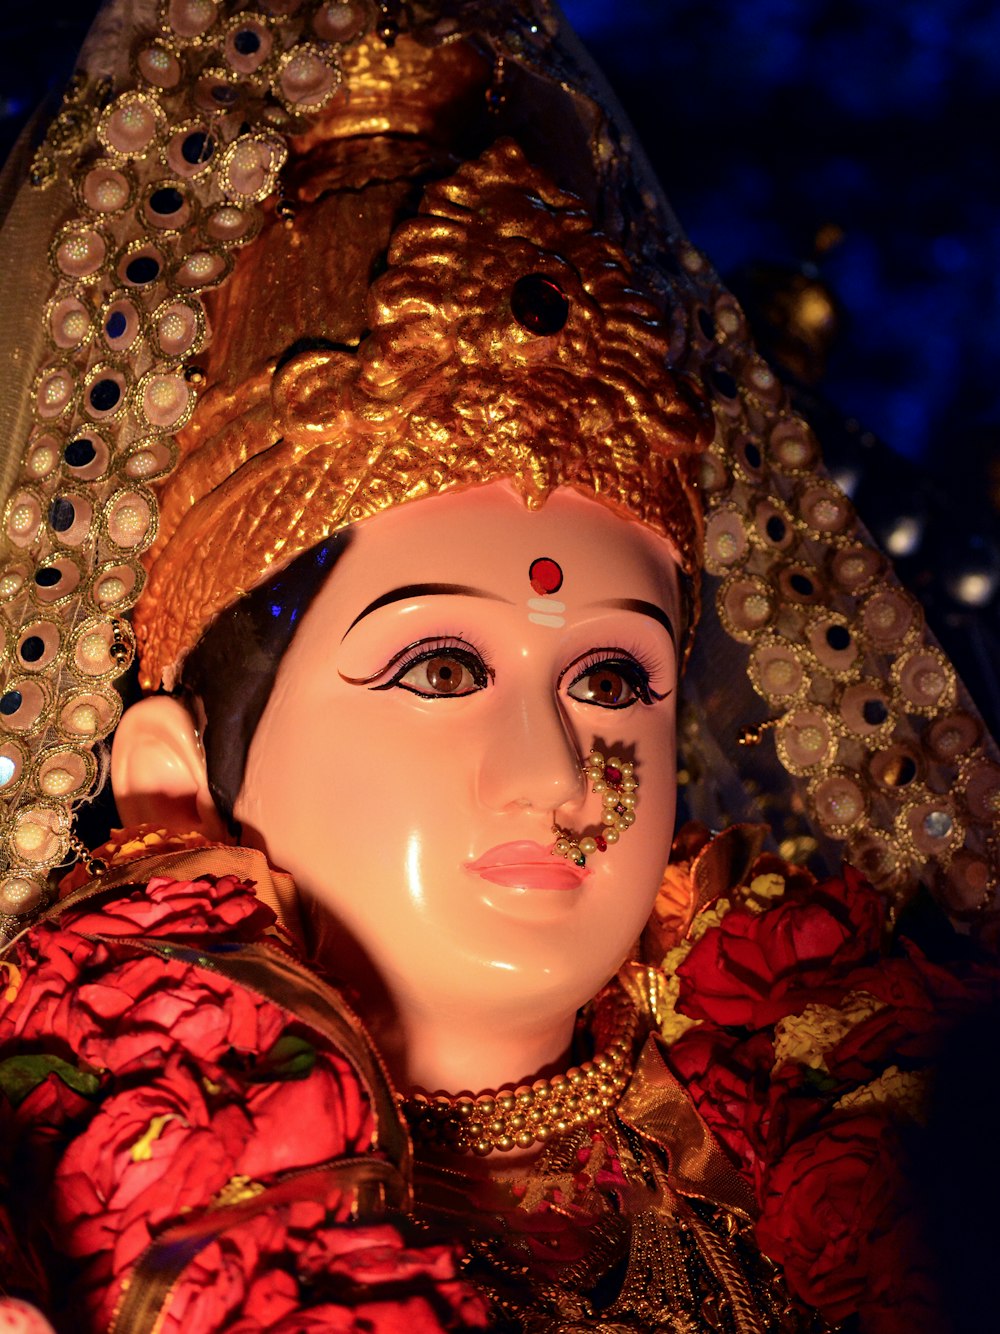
xmin=948 ymin=570 xmax=999 ymax=607
xmin=794 ymin=284 xmax=836 ymax=333
xmin=830 ymin=466 xmax=861 ymax=498
xmin=0 ymin=97 xmax=29 ymax=121
xmin=883 ymin=514 xmax=924 ymax=557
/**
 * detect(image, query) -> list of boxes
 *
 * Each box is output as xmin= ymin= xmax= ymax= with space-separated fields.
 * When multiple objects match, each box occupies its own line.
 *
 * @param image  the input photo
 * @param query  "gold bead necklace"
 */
xmin=397 ymin=986 xmax=639 ymax=1156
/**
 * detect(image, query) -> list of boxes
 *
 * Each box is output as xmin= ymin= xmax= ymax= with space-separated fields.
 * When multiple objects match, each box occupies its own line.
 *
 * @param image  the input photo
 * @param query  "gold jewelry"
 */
xmin=398 ymin=987 xmax=639 ymax=1156
xmin=552 ymin=751 xmax=638 ymax=867
xmin=65 ymin=832 xmax=108 ymax=878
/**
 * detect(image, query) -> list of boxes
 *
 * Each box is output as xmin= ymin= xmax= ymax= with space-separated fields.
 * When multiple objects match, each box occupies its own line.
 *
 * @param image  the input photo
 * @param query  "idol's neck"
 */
xmin=367 ymin=996 xmax=579 ymax=1098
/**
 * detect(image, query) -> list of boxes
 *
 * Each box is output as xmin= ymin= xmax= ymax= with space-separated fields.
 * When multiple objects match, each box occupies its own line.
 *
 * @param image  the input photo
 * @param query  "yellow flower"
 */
xmin=834 ymin=1065 xmax=931 ymax=1123
xmin=1 ymin=962 xmax=22 ymax=1004
xmin=658 ymin=974 xmax=699 ymax=1045
xmin=210 ymin=1175 xmax=266 ymax=1209
xmin=651 ymin=897 xmax=737 ymax=1047
xmin=772 ymin=991 xmax=884 ymax=1073
xmin=743 ymin=873 xmax=787 ymax=913
xmin=688 ymin=896 xmax=731 ymax=943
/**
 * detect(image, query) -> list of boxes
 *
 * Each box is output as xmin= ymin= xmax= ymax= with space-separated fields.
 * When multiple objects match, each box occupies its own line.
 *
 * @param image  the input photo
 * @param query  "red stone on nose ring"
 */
xmin=551 ymin=750 xmax=638 ymax=867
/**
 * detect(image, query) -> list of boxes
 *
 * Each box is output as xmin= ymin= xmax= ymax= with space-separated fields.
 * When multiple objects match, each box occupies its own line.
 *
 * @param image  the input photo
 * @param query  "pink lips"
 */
xmin=467 ymin=840 xmax=590 ymax=891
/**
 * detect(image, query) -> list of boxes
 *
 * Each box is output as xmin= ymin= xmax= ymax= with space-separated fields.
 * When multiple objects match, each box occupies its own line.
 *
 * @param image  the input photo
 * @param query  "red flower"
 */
xmin=70 ymin=954 xmax=287 ymax=1076
xmin=755 ymin=1111 xmax=942 ymax=1329
xmin=677 ymin=866 xmax=885 ymax=1029
xmin=59 ymin=872 xmax=275 ymax=942
xmin=157 ymin=1214 xmax=489 ymax=1333
xmin=53 ymin=1054 xmax=251 ymax=1327
xmin=0 ymin=875 xmax=274 ymax=1061
xmin=0 ymin=925 xmax=94 ymax=1047
xmin=234 ymin=1050 xmax=374 ymax=1180
xmin=663 ymin=1027 xmax=774 ymax=1176
xmin=828 ymin=945 xmax=1000 ymax=1082
xmin=0 ymin=867 xmax=489 ymax=1332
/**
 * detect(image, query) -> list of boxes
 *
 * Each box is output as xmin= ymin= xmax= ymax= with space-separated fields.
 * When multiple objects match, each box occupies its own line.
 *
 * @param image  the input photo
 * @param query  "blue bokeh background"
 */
xmin=560 ymin=0 xmax=1000 ymax=470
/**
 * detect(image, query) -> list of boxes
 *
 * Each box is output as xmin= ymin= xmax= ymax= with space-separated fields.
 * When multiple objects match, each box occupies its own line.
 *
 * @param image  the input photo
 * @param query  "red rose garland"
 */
xmin=0 ymin=871 xmax=487 ymax=1333
xmin=648 ymin=827 xmax=1000 ymax=1333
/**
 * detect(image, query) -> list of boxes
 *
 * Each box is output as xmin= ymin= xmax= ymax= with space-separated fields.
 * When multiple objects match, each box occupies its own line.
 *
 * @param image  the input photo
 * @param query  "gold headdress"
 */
xmin=137 ymin=137 xmax=709 ymax=689
xmin=0 ymin=0 xmax=998 ymax=940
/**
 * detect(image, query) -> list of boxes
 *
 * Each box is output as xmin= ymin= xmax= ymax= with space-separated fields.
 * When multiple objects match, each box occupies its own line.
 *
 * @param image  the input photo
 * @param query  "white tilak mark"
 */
xmin=528 ymin=612 xmax=566 ymax=628
xmin=527 ymin=597 xmax=565 ymax=613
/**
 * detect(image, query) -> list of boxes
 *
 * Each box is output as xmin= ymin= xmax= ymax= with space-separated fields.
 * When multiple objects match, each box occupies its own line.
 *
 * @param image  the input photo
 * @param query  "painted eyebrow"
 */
xmin=341 ymin=583 xmax=513 ymax=639
xmin=587 ymin=597 xmax=677 ymax=646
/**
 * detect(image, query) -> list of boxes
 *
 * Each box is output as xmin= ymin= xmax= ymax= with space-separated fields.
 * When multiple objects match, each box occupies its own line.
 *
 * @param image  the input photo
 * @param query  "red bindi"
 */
xmin=529 ymin=557 xmax=563 ymax=596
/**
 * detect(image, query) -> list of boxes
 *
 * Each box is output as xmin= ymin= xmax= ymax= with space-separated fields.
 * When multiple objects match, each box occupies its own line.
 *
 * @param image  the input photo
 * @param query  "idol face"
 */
xmin=235 ymin=481 xmax=681 ymax=1042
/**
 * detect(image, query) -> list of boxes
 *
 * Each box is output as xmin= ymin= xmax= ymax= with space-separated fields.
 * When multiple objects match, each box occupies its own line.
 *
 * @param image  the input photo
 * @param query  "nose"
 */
xmin=477 ymin=686 xmax=587 ymax=816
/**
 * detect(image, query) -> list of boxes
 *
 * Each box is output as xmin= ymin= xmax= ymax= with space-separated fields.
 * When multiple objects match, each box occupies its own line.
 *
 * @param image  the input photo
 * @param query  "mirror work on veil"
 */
xmin=0 ymin=3 xmax=996 ymax=1332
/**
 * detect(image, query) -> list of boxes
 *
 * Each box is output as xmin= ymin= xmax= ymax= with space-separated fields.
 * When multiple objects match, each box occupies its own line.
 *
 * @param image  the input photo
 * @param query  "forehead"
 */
xmin=326 ymin=481 xmax=681 ymax=611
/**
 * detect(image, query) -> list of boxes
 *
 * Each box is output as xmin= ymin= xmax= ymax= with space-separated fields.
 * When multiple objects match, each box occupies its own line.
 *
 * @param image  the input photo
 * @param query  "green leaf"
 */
xmin=0 ymin=1054 xmax=100 ymax=1107
xmin=253 ymin=1033 xmax=316 ymax=1081
xmin=803 ymin=1066 xmax=840 ymax=1096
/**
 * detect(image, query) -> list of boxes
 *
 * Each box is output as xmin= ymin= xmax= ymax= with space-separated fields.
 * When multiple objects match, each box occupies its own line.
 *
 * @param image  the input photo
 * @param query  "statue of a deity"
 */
xmin=0 ymin=3 xmax=996 ymax=1332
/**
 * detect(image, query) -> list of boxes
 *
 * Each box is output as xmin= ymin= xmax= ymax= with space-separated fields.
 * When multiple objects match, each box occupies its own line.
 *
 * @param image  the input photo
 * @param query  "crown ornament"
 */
xmin=137 ymin=137 xmax=711 ymax=689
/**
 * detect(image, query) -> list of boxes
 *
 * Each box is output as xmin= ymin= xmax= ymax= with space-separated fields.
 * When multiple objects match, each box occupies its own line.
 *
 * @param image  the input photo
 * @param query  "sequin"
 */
xmin=884 ymin=756 xmax=917 ymax=787
xmin=0 ymin=692 xmax=22 ymax=717
xmin=924 ymin=810 xmax=954 ymax=839
xmin=181 ymin=132 xmax=214 ymax=165
xmin=19 ymin=637 xmax=44 ymax=664
xmin=64 ymin=438 xmax=96 ymax=467
xmin=510 ymin=274 xmax=569 ymax=335
xmin=105 ymin=312 xmax=127 ymax=339
xmin=89 ymin=379 xmax=121 ymax=412
xmin=125 ymin=255 xmax=160 ymax=284
xmin=862 ymin=699 xmax=888 ymax=725
xmin=711 ymin=368 xmax=738 ymax=398
xmin=35 ymin=568 xmax=61 ymax=588
xmin=149 ymin=187 xmax=184 ymax=215
xmin=234 ymin=29 xmax=261 ymax=54
xmin=49 ymin=499 xmax=75 ymax=532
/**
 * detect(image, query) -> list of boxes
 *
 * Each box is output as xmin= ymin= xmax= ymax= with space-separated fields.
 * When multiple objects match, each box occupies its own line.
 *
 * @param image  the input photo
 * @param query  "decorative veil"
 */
xmin=0 ymin=0 xmax=996 ymax=943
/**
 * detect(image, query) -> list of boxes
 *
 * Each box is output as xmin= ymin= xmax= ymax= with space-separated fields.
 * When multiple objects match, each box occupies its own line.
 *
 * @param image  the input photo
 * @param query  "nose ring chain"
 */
xmin=551 ymin=750 xmax=638 ymax=868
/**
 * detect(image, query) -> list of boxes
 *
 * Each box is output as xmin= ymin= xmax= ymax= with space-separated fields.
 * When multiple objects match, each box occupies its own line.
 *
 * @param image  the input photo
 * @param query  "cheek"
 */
xmin=617 ymin=712 xmax=678 ymax=882
xmin=240 ymin=688 xmax=477 ymax=879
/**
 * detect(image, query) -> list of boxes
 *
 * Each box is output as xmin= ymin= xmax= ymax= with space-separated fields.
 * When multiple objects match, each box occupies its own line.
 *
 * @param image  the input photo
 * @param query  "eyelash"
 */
xmin=348 ymin=637 xmax=669 ymax=704
xmin=562 ymin=645 xmax=670 ymax=707
xmin=366 ymin=635 xmax=494 ymax=692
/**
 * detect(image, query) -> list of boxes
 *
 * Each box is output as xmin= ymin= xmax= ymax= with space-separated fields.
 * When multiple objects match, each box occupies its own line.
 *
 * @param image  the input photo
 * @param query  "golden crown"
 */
xmin=136 ymin=137 xmax=711 ymax=690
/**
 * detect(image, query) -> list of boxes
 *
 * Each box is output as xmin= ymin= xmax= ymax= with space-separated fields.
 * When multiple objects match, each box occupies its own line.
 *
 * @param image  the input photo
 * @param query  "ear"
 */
xmin=110 ymin=695 xmax=229 ymax=841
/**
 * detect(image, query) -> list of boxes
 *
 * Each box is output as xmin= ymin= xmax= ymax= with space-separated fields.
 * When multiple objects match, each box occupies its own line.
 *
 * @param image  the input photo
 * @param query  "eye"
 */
xmin=566 ymin=657 xmax=651 ymax=709
xmin=340 ymin=636 xmax=493 ymax=695
xmin=397 ymin=652 xmax=476 ymax=697
xmin=390 ymin=645 xmax=490 ymax=698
